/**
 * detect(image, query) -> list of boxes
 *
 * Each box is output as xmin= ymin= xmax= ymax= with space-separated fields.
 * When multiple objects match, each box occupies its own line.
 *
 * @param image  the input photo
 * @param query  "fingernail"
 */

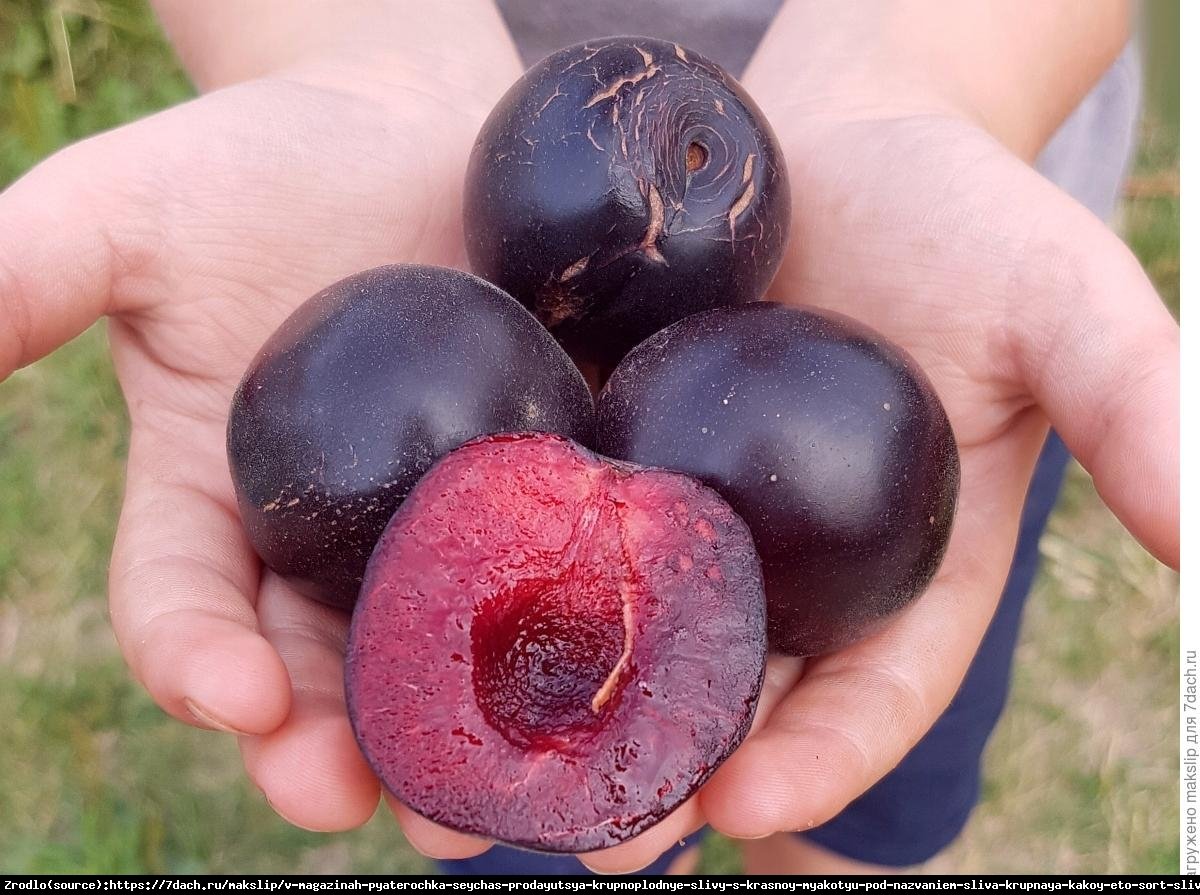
xmin=406 ymin=840 xmax=444 ymax=860
xmin=263 ymin=792 xmax=327 ymax=833
xmin=579 ymin=862 xmax=621 ymax=876
xmin=184 ymin=697 xmax=251 ymax=735
xmin=581 ymin=856 xmax=656 ymax=875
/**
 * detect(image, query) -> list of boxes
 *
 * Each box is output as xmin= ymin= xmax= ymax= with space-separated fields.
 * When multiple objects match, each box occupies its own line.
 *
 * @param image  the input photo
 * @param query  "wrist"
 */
xmin=151 ymin=0 xmax=522 ymax=107
xmin=744 ymin=0 xmax=1131 ymax=162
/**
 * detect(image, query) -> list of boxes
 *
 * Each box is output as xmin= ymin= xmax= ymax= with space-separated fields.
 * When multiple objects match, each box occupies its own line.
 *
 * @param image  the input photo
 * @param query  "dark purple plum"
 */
xmin=227 ymin=265 xmax=594 ymax=609
xmin=463 ymin=36 xmax=790 ymax=368
xmin=596 ymin=303 xmax=960 ymax=656
xmin=347 ymin=433 xmax=766 ymax=852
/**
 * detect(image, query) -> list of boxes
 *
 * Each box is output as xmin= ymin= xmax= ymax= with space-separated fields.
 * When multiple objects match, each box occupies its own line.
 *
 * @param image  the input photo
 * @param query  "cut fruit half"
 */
xmin=345 ymin=433 xmax=766 ymax=852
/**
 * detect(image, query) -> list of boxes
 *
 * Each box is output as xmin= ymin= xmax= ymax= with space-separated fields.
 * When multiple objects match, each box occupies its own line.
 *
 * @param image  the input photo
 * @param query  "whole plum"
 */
xmin=464 ymin=36 xmax=790 ymax=368
xmin=227 ymin=265 xmax=594 ymax=609
xmin=597 ymin=303 xmax=959 ymax=655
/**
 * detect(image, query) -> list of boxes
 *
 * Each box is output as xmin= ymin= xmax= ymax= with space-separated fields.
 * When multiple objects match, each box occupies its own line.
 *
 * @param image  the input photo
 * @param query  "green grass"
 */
xmin=0 ymin=0 xmax=1180 ymax=876
xmin=0 ymin=0 xmax=191 ymax=183
xmin=927 ymin=463 xmax=1179 ymax=874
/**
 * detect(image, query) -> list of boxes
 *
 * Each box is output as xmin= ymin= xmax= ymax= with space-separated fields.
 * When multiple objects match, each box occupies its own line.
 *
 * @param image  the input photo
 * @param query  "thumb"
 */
xmin=1015 ymin=205 xmax=1179 ymax=567
xmin=0 ymin=123 xmax=155 ymax=380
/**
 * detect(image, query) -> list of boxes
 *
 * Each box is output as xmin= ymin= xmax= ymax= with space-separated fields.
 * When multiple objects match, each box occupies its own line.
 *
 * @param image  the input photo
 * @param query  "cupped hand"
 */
xmin=676 ymin=108 xmax=1178 ymax=849
xmin=0 ymin=41 xmax=524 ymax=855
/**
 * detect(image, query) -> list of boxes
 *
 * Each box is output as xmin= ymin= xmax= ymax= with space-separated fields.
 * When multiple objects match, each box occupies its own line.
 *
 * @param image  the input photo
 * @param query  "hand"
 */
xmin=0 ymin=26 xmax=529 ymax=857
xmin=682 ymin=87 xmax=1177 ymax=856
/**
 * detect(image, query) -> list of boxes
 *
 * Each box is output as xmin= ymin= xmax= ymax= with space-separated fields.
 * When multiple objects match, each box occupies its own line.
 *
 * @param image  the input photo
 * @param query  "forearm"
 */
xmin=745 ymin=0 xmax=1132 ymax=160
xmin=151 ymin=0 xmax=520 ymax=98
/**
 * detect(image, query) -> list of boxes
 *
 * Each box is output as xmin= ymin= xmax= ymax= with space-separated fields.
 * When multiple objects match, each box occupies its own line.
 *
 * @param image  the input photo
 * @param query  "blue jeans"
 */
xmin=439 ymin=433 xmax=1072 ymax=872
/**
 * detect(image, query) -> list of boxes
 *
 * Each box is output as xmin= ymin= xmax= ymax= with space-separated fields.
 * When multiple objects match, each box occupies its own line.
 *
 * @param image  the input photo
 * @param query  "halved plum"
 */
xmin=345 ymin=433 xmax=766 ymax=852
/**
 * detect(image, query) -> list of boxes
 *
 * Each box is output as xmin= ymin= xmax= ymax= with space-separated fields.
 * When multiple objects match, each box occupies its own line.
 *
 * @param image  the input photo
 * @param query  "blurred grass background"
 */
xmin=0 ymin=0 xmax=1180 ymax=875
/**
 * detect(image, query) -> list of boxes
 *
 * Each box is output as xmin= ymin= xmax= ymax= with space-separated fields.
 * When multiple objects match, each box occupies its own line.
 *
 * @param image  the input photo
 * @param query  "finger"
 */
xmin=753 ymin=655 xmax=809 ymax=733
xmin=0 ymin=123 xmax=157 ymax=380
xmin=384 ymin=797 xmax=494 ymax=861
xmin=109 ymin=421 xmax=292 ymax=735
xmin=700 ymin=424 xmax=1045 ymax=838
xmin=580 ymin=655 xmax=805 ymax=873
xmin=579 ymin=804 xmax=705 ymax=875
xmin=240 ymin=572 xmax=381 ymax=832
xmin=1012 ymin=213 xmax=1179 ymax=567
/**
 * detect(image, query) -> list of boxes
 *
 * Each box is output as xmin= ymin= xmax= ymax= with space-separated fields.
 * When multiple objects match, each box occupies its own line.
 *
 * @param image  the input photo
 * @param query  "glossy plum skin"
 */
xmin=227 ymin=265 xmax=594 ymax=609
xmin=346 ymin=433 xmax=766 ymax=852
xmin=464 ymin=36 xmax=790 ymax=368
xmin=596 ymin=303 xmax=960 ymax=656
